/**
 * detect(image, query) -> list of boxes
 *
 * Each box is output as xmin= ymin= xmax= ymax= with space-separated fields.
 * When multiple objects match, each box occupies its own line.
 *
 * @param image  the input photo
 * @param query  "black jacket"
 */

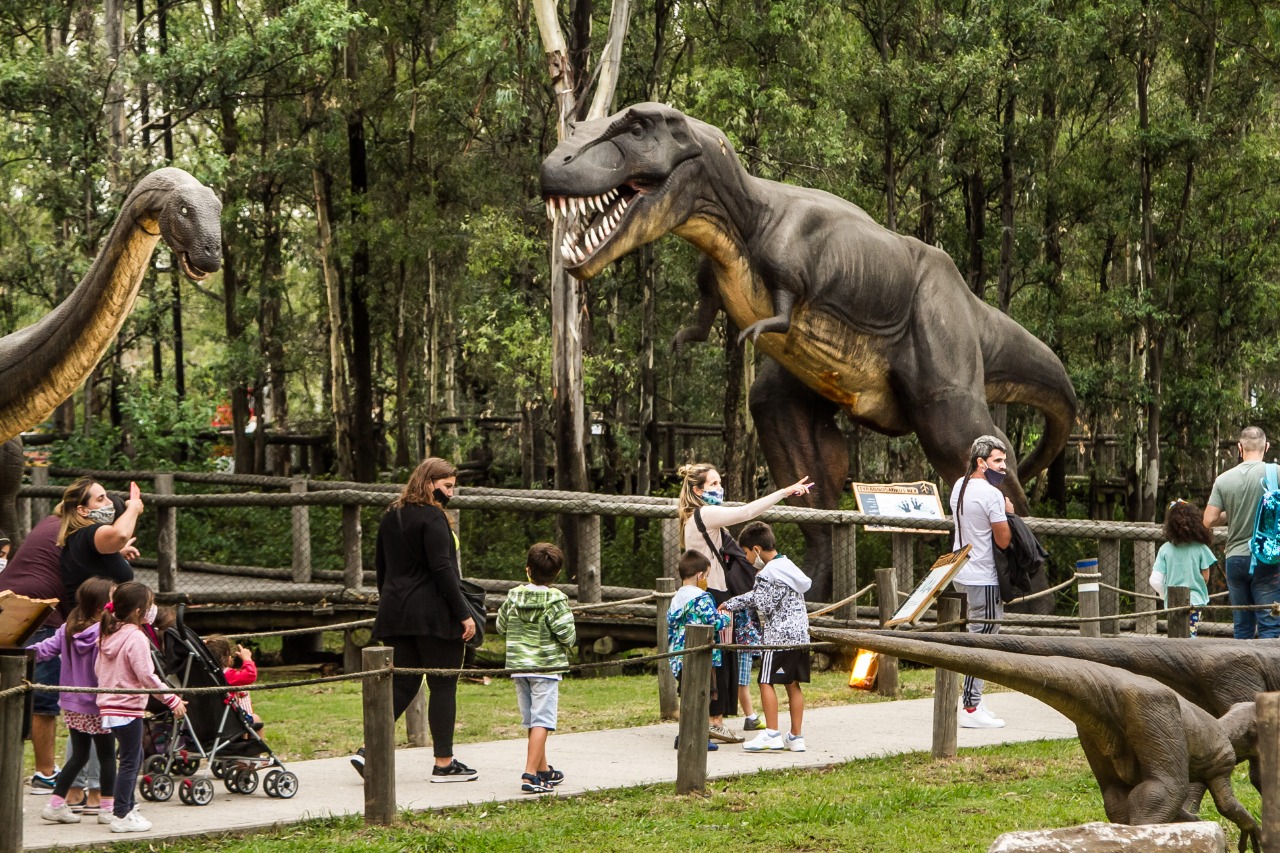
xmin=372 ymin=504 xmax=470 ymax=640
xmin=993 ymin=514 xmax=1049 ymax=604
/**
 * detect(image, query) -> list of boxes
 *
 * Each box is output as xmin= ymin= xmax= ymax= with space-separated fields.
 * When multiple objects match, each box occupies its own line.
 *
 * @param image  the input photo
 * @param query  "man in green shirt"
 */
xmin=1204 ymin=426 xmax=1280 ymax=638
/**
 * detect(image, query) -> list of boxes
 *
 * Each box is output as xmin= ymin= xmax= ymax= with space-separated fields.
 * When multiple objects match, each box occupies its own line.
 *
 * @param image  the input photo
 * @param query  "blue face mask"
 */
xmin=702 ymin=487 xmax=724 ymax=506
xmin=983 ymin=468 xmax=1007 ymax=487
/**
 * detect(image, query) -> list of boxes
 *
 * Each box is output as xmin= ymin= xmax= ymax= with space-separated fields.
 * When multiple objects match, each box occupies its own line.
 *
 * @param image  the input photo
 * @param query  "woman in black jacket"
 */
xmin=351 ymin=457 xmax=478 ymax=782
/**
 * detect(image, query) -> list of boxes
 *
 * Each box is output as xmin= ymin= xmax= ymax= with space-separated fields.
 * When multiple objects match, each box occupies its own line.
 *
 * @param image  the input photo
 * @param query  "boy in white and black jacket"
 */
xmin=719 ymin=521 xmax=812 ymax=753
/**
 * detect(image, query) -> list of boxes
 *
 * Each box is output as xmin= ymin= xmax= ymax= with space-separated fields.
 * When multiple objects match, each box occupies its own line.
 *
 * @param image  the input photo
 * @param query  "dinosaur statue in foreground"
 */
xmin=870 ymin=630 xmax=1280 ymax=793
xmin=539 ymin=103 xmax=1077 ymax=599
xmin=0 ymin=168 xmax=222 ymax=543
xmin=819 ymin=627 xmax=1260 ymax=851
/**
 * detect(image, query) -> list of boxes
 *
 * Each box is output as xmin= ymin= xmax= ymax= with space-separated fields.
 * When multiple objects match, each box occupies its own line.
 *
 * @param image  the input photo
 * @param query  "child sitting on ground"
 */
xmin=496 ymin=542 xmax=577 ymax=795
xmin=1151 ymin=499 xmax=1215 ymax=638
xmin=205 ymin=634 xmax=262 ymax=728
xmin=721 ymin=521 xmax=812 ymax=753
xmin=667 ymin=549 xmax=730 ymax=752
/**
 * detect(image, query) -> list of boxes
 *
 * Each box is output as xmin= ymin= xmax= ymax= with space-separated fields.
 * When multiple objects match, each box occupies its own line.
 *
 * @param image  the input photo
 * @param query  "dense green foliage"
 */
xmin=2 ymin=1 xmax=1280 ymax=521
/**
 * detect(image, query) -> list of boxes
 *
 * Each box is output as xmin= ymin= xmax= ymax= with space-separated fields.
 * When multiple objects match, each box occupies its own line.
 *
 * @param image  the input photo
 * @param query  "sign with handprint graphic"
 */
xmin=851 ymin=481 xmax=946 ymax=534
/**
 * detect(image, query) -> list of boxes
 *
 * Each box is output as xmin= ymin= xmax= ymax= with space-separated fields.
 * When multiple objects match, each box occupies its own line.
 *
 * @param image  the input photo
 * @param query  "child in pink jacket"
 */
xmin=95 ymin=582 xmax=187 ymax=834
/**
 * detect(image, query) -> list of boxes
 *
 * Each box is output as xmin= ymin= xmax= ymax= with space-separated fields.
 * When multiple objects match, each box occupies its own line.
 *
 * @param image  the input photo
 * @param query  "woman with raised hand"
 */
xmin=351 ymin=457 xmax=479 ymax=783
xmin=676 ymin=463 xmax=813 ymax=744
xmin=57 ymin=479 xmax=141 ymax=614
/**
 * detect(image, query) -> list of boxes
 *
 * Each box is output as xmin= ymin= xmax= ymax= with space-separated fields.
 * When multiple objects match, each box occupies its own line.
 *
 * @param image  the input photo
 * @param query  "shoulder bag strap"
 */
xmin=693 ymin=508 xmax=731 ymax=573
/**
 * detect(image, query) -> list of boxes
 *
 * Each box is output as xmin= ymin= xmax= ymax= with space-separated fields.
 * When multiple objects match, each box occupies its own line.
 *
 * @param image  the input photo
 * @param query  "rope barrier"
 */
xmin=569 ymin=593 xmax=656 ymax=612
xmin=1097 ymin=581 xmax=1162 ymax=601
xmin=224 ymin=618 xmax=376 ymax=641
xmin=1004 ymin=575 xmax=1077 ymax=605
xmin=807 ymin=583 xmax=876 ymax=619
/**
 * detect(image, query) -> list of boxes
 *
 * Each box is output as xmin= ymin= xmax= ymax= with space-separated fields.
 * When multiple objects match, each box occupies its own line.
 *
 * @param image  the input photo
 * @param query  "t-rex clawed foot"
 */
xmin=737 ymin=316 xmax=791 ymax=344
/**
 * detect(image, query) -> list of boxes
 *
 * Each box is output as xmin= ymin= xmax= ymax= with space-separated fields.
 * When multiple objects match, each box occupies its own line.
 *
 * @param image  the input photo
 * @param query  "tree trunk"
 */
xmin=1135 ymin=0 xmax=1158 ymax=522
xmin=346 ymin=32 xmax=376 ymax=482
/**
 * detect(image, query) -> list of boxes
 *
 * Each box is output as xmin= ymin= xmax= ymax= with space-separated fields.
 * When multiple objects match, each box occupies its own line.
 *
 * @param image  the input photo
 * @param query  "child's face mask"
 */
xmin=751 ymin=549 xmax=766 ymax=570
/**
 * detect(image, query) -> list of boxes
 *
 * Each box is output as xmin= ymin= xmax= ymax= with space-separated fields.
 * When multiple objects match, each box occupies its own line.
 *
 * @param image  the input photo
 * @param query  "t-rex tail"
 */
xmin=980 ymin=311 xmax=1077 ymax=484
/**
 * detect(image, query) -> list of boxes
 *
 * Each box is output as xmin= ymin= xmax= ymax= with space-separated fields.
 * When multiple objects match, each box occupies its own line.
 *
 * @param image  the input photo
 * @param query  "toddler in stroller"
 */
xmin=139 ymin=609 xmax=297 ymax=804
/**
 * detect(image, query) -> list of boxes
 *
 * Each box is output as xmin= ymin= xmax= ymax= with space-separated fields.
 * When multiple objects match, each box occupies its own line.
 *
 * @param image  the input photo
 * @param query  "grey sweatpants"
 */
xmin=950 ymin=582 xmax=1003 ymax=709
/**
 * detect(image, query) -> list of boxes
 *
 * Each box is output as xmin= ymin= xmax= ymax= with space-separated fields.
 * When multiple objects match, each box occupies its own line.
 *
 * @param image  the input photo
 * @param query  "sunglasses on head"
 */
xmin=1168 ymin=498 xmax=1188 ymax=509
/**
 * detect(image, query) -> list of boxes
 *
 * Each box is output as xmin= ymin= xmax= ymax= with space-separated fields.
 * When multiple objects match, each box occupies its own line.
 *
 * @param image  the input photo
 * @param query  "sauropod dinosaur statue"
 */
xmin=539 ymin=103 xmax=1076 ymax=599
xmin=856 ymin=629 xmax=1278 ymax=794
xmin=819 ymin=627 xmax=1260 ymax=851
xmin=0 ymin=167 xmax=223 ymax=538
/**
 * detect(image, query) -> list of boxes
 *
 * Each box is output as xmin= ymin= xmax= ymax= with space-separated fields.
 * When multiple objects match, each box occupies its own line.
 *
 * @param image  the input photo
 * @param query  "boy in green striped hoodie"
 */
xmin=496 ymin=542 xmax=577 ymax=794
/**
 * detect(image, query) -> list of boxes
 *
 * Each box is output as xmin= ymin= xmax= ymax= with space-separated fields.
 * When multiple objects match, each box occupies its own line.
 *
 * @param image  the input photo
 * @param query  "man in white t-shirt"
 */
xmin=948 ymin=434 xmax=1014 ymax=729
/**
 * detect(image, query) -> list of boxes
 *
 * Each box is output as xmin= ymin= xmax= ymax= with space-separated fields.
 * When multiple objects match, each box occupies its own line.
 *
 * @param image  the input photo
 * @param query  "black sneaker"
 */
xmin=431 ymin=759 xmax=478 ymax=783
xmin=521 ymin=773 xmax=553 ymax=794
xmin=350 ymin=747 xmax=365 ymax=779
xmin=538 ymin=766 xmax=565 ymax=786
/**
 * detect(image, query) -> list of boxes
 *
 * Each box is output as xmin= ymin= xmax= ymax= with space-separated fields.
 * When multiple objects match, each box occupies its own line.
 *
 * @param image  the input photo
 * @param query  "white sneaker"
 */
xmin=784 ymin=734 xmax=806 ymax=752
xmin=98 ymin=812 xmax=115 ymax=825
xmin=742 ymin=730 xmax=784 ymax=751
xmin=110 ymin=808 xmax=152 ymax=833
xmin=959 ymin=703 xmax=1006 ymax=729
xmin=40 ymin=803 xmax=81 ymax=823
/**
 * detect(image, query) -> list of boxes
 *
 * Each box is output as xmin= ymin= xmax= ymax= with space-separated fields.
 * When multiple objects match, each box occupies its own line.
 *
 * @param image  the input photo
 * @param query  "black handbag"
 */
xmin=458 ymin=578 xmax=487 ymax=649
xmin=694 ymin=509 xmax=757 ymax=596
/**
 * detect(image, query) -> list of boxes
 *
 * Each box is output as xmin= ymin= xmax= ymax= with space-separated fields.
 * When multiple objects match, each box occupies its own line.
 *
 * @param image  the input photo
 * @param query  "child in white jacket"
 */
xmin=720 ymin=521 xmax=812 ymax=753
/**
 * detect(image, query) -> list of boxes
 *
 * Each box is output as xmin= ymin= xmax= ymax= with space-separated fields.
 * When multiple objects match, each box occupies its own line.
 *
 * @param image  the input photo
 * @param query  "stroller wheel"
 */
xmin=232 ymin=768 xmax=259 ymax=795
xmin=139 ymin=776 xmax=155 ymax=801
xmin=191 ymin=777 xmax=215 ymax=806
xmin=223 ymin=772 xmax=239 ymax=794
xmin=264 ymin=769 xmax=299 ymax=799
xmin=150 ymin=774 xmax=175 ymax=802
xmin=144 ymin=755 xmax=168 ymax=775
xmin=210 ymin=760 xmax=227 ymax=780
xmin=178 ymin=779 xmax=194 ymax=805
xmin=177 ymin=757 xmax=201 ymax=776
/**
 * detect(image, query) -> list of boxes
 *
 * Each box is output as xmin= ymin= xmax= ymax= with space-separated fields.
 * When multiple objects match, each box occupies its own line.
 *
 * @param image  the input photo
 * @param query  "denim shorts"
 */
xmin=514 ymin=676 xmax=560 ymax=730
xmin=27 ymin=626 xmax=61 ymax=716
xmin=737 ymin=650 xmax=759 ymax=686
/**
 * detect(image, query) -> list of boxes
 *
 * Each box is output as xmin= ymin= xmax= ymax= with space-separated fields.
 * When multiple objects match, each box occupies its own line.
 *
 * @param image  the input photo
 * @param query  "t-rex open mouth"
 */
xmin=543 ymin=183 xmax=639 ymax=265
xmin=178 ymin=251 xmax=212 ymax=282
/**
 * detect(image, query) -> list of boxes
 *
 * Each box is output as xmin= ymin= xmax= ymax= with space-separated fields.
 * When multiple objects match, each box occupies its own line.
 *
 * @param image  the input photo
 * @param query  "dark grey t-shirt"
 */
xmin=1208 ymin=461 xmax=1269 ymax=558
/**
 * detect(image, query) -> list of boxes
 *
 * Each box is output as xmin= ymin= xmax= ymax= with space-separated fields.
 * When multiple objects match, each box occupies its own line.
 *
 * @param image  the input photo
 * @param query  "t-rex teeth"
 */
xmin=574 ymin=246 xmax=586 ymax=262
xmin=558 ymin=197 xmax=567 ymax=216
xmin=561 ymin=246 xmax=573 ymax=263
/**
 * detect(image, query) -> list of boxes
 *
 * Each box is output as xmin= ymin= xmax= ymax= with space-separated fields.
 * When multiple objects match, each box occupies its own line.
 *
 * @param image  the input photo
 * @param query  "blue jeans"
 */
xmin=1225 ymin=556 xmax=1280 ymax=639
xmin=26 ymin=626 xmax=61 ymax=716
xmin=111 ymin=719 xmax=144 ymax=818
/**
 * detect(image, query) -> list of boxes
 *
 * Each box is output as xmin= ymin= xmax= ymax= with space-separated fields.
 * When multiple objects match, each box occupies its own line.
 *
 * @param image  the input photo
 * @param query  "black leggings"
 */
xmin=384 ymin=636 xmax=464 ymax=759
xmin=112 ymin=719 xmax=143 ymax=818
xmin=54 ymin=728 xmax=116 ymax=800
xmin=708 ymin=589 xmax=738 ymax=718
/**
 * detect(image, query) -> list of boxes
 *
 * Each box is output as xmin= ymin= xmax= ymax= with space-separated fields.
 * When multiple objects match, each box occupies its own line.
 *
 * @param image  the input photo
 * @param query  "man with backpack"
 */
xmin=1204 ymin=426 xmax=1280 ymax=639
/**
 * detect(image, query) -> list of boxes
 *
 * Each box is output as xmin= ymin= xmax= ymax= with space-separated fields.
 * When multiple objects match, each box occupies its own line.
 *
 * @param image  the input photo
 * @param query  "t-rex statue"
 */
xmin=538 ymin=103 xmax=1077 ymax=599
xmin=820 ymin=627 xmax=1260 ymax=851
xmin=0 ymin=167 xmax=222 ymax=544
xmin=870 ymin=630 xmax=1280 ymax=794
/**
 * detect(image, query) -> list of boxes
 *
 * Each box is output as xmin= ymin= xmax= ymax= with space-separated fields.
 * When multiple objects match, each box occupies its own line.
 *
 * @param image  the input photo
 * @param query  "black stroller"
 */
xmin=138 ymin=607 xmax=298 ymax=805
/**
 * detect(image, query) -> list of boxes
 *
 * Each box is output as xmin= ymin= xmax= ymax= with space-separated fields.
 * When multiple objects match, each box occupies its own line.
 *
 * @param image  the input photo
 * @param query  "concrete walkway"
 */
xmin=21 ymin=692 xmax=1077 ymax=851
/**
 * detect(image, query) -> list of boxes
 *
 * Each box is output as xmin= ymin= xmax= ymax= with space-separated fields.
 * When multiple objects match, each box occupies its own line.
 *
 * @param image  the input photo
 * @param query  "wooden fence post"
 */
xmin=892 ymin=533 xmax=914 ymax=598
xmin=577 ymin=514 xmax=602 ymax=604
xmin=1166 ymin=586 xmax=1191 ymax=639
xmin=932 ymin=595 xmax=962 ymax=759
xmin=661 ymin=517 xmax=681 ymax=579
xmin=656 ymin=577 xmax=678 ymax=720
xmin=405 ymin=686 xmax=428 ymax=748
xmin=343 ymin=629 xmax=365 ymax=674
xmin=1098 ymin=538 xmax=1121 ymax=635
xmin=1132 ymin=540 xmax=1156 ymax=635
xmin=17 ymin=490 xmax=30 ymax=539
xmin=875 ymin=568 xmax=900 ymax=698
xmin=154 ymin=473 xmax=177 ymax=593
xmin=831 ymin=524 xmax=857 ymax=620
xmin=343 ymin=504 xmax=363 ymax=593
xmin=30 ymin=465 xmax=49 ymax=523
xmin=0 ymin=654 xmax=26 ymax=853
xmin=1258 ymin=692 xmax=1280 ymax=853
xmin=291 ymin=475 xmax=311 ymax=583
xmin=1076 ymin=559 xmax=1101 ymax=638
xmin=361 ymin=646 xmax=396 ymax=826
xmin=675 ymin=624 xmax=713 ymax=795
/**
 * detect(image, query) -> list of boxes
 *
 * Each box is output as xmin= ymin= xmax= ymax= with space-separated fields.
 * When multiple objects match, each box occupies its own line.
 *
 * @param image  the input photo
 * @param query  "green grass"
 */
xmin=76 ymin=739 xmax=1261 ymax=853
xmin=23 ymin=660 xmax=937 ymax=771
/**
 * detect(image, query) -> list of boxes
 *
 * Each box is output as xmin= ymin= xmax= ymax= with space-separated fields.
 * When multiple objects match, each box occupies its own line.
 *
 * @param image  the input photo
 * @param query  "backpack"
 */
xmin=1249 ymin=463 xmax=1280 ymax=571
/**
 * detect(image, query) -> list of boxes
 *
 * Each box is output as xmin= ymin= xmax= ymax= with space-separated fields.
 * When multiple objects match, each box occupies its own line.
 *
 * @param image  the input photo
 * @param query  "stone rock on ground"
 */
xmin=988 ymin=822 xmax=1226 ymax=853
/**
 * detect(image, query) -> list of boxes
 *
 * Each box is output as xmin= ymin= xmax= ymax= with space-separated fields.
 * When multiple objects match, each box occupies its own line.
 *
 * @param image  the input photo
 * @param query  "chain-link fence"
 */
xmin=12 ymin=465 xmax=1228 ymax=634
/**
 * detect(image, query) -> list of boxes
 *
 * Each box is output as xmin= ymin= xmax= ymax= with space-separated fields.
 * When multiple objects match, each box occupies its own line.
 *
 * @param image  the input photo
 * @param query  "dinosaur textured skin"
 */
xmin=540 ymin=104 xmax=1076 ymax=598
xmin=0 ymin=168 xmax=222 ymax=542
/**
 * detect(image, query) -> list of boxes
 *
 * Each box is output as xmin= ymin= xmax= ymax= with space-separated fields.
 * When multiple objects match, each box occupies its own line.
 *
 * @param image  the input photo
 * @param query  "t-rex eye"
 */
xmin=181 ymin=207 xmax=188 ymax=215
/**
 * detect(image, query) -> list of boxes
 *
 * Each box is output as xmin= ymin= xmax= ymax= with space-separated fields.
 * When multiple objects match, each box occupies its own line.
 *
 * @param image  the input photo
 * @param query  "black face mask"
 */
xmin=433 ymin=488 xmax=452 ymax=507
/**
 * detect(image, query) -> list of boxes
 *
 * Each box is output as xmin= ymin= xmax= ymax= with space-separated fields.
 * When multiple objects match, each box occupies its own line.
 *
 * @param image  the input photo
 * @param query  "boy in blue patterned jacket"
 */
xmin=720 ymin=522 xmax=812 ymax=753
xmin=496 ymin=542 xmax=576 ymax=794
xmin=667 ymin=550 xmax=730 ymax=751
